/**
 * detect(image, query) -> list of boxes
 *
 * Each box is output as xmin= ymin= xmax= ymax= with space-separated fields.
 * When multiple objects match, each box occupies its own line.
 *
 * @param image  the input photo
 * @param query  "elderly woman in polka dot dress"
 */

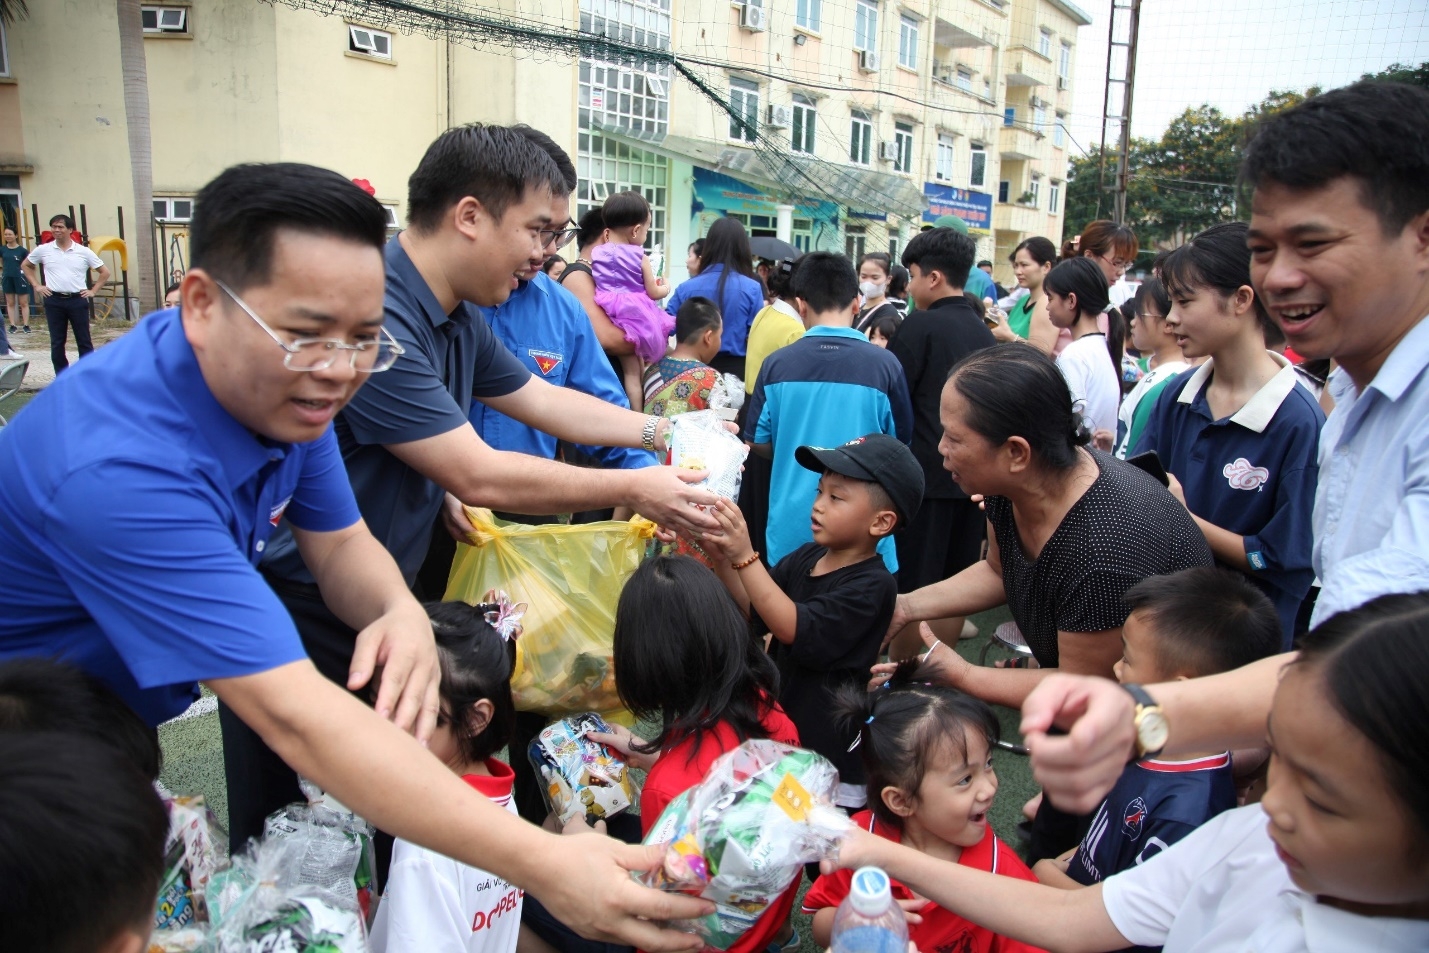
xmin=878 ymin=343 xmax=1212 ymax=861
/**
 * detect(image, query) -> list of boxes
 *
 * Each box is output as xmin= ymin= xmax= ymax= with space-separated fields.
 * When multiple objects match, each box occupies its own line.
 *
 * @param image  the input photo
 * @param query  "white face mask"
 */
xmin=860 ymin=281 xmax=886 ymax=299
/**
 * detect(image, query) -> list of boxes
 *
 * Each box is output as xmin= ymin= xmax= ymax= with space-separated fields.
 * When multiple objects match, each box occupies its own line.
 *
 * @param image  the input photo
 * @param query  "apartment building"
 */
xmin=0 ymin=0 xmax=1086 ymax=297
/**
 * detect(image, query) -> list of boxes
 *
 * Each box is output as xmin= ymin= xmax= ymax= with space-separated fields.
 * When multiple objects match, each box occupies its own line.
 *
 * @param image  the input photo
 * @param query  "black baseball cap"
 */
xmin=795 ymin=433 xmax=925 ymax=528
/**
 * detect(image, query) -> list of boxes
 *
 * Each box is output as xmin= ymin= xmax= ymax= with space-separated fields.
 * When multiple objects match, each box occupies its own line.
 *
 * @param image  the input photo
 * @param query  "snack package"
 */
xmin=668 ymin=409 xmax=749 ymax=502
xmin=712 ymin=373 xmax=745 ymax=415
xmin=262 ymin=781 xmax=379 ymax=924
xmin=637 ymin=739 xmax=851 ymax=950
xmin=529 ymin=713 xmax=636 ymax=825
xmin=206 ymin=836 xmax=368 ymax=953
xmin=152 ymin=791 xmax=223 ymax=931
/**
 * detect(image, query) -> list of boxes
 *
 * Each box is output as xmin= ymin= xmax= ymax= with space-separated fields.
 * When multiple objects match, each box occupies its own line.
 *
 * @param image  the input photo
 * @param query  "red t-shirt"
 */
xmin=802 ymin=811 xmax=1047 ymax=953
xmin=641 ymin=703 xmax=801 ymax=953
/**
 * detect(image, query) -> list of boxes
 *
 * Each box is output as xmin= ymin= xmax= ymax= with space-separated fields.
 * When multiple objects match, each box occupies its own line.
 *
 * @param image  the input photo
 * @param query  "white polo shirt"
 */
xmin=26 ymin=241 xmax=104 ymax=293
xmin=1102 ymin=803 xmax=1429 ymax=952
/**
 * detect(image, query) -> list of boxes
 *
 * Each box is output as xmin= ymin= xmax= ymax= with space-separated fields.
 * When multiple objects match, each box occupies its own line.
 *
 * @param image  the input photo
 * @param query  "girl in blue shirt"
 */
xmin=1133 ymin=222 xmax=1324 ymax=646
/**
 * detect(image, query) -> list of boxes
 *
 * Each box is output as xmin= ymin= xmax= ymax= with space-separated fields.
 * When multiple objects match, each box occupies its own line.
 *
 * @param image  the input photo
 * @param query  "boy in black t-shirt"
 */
xmin=704 ymin=433 xmax=924 ymax=810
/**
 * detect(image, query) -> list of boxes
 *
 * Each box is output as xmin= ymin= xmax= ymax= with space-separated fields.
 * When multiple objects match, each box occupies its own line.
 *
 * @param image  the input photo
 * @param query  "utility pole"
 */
xmin=1096 ymin=0 xmax=1142 ymax=224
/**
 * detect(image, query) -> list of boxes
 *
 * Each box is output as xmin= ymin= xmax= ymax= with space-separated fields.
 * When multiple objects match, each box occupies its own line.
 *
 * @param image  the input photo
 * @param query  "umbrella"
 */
xmin=748 ymin=236 xmax=800 ymax=262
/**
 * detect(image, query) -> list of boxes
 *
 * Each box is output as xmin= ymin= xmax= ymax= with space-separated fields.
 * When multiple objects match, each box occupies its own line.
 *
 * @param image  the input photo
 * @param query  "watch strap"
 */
xmin=1122 ymin=683 xmax=1157 ymax=711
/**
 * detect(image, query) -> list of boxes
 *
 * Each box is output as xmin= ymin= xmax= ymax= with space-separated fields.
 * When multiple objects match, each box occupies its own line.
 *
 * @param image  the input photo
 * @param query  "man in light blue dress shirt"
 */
xmin=1243 ymin=80 xmax=1429 ymax=627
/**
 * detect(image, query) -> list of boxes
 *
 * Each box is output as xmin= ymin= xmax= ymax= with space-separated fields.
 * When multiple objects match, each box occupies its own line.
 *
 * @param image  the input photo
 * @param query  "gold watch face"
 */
xmin=1137 ymin=707 xmax=1170 ymax=756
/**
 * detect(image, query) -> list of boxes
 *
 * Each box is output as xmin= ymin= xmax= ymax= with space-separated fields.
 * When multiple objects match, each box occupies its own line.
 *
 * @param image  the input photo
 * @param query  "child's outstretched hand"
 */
xmin=702 ymin=497 xmax=753 ymax=561
xmin=587 ymin=724 xmax=657 ymax=771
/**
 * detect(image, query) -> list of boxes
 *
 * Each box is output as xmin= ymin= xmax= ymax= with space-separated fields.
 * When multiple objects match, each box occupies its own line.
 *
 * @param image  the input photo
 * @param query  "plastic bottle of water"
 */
xmin=830 ymin=867 xmax=909 ymax=953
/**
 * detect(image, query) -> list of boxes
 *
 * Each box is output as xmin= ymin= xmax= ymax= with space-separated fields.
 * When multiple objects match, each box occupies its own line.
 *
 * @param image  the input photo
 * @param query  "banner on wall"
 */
xmin=691 ymin=167 xmax=839 ymax=224
xmin=921 ymin=183 xmax=993 ymax=234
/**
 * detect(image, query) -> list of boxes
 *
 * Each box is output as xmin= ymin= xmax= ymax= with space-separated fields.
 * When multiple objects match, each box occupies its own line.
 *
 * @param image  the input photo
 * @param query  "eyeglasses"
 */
xmin=540 ymin=226 xmax=579 ymax=250
xmin=1097 ymin=253 xmax=1132 ymax=274
xmin=215 ymin=279 xmax=405 ymax=373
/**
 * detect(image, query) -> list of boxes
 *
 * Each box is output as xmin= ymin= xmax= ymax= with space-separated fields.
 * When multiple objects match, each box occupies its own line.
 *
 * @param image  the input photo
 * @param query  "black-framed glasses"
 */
xmin=215 ymin=279 xmax=405 ymax=373
xmin=540 ymin=226 xmax=579 ymax=250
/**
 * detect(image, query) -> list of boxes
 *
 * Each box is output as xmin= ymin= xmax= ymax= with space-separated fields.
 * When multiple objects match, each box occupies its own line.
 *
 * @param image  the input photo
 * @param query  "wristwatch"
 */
xmin=1122 ymin=684 xmax=1169 ymax=760
xmin=641 ymin=415 xmax=661 ymax=453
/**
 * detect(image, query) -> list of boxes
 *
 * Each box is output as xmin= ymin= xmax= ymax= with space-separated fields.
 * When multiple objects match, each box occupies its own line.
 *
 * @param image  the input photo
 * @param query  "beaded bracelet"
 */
xmin=731 ymin=551 xmax=760 ymax=571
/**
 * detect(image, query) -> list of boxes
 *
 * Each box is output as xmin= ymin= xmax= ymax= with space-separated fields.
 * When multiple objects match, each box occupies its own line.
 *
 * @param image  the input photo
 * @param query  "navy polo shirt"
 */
xmin=745 ymin=325 xmax=912 ymax=571
xmin=262 ymin=235 xmax=531 ymax=585
xmin=472 ymin=272 xmax=656 ymax=470
xmin=1132 ymin=356 xmax=1324 ymax=646
xmin=0 ymin=309 xmax=361 ymax=725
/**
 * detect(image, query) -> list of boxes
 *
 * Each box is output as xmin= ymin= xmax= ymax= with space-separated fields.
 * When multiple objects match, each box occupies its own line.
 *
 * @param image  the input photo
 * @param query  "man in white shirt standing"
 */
xmin=21 ymin=214 xmax=110 ymax=374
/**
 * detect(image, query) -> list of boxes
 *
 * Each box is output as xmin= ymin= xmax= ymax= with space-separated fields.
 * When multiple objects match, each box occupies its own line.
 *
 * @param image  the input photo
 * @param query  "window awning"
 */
xmin=589 ymin=119 xmax=928 ymax=221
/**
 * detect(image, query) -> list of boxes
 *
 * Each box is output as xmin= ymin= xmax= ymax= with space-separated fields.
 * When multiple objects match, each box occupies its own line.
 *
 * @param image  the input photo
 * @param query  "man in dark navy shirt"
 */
xmin=0 ymin=164 xmax=710 ymax=951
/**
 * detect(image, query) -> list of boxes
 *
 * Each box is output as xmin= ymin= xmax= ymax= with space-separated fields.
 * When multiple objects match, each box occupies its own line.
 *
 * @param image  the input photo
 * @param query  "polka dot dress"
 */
xmin=985 ymin=450 xmax=1213 ymax=667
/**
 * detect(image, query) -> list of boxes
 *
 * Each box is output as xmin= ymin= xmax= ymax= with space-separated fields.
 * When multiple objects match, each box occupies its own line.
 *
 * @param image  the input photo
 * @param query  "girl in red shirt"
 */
xmin=803 ymin=659 xmax=1046 ymax=953
xmin=590 ymin=555 xmax=802 ymax=953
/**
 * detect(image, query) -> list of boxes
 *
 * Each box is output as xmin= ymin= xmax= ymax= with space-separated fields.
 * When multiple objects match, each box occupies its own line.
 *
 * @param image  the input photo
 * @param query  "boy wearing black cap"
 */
xmin=705 ymin=433 xmax=924 ymax=811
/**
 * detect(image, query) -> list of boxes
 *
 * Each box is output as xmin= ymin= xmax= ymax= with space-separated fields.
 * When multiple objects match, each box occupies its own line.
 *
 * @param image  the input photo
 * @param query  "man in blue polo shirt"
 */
xmin=249 ymin=124 xmax=722 ymax=850
xmin=745 ymin=251 xmax=912 ymax=572
xmin=0 ymin=161 xmax=711 ymax=953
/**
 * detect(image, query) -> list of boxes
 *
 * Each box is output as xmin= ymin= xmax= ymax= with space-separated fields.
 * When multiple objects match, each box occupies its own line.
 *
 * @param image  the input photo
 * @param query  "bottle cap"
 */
xmin=848 ymin=866 xmax=893 ymax=916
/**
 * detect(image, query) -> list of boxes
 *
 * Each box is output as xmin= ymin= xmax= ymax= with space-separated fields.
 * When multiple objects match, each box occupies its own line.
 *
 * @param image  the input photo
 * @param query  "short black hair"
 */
xmin=575 ymin=206 xmax=606 ymax=250
xmin=0 ymin=657 xmax=162 ymax=780
xmin=0 ymin=734 xmax=168 ymax=953
xmin=1123 ymin=568 xmax=1282 ymax=678
xmin=675 ymin=295 xmax=721 ymax=344
xmin=190 ymin=162 xmax=387 ymax=292
xmin=1241 ymin=81 xmax=1429 ymax=235
xmin=513 ymin=125 xmax=577 ymax=193
xmin=164 ymin=281 xmax=182 ymax=296
xmin=601 ymin=190 xmax=652 ymax=231
xmin=424 ymin=601 xmax=517 ymax=764
xmin=49 ymin=214 xmax=75 ymax=230
xmin=977 ymin=259 xmax=993 ymax=269
xmin=901 ymin=227 xmax=975 ymax=289
xmin=614 ymin=557 xmax=782 ymax=758
xmin=963 ymin=291 xmax=986 ymax=321
xmin=406 ymin=123 xmax=564 ymax=233
xmin=790 ymin=251 xmax=858 ymax=314
xmin=835 ymin=660 xmax=999 ymax=831
xmin=855 ymin=474 xmax=900 ymax=534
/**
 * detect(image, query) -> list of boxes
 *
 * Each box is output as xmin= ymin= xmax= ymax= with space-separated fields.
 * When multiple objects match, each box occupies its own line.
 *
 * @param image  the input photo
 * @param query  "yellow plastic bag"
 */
xmin=444 ymin=508 xmax=656 ymax=724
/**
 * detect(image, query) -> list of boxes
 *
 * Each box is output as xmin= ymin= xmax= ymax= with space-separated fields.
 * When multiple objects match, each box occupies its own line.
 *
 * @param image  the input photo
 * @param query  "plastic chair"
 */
xmin=0 ymin=358 xmax=28 ymax=427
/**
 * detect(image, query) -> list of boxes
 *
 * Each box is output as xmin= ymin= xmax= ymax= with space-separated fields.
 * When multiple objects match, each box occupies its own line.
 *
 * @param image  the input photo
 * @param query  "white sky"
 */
xmin=1067 ymin=0 xmax=1429 ymax=154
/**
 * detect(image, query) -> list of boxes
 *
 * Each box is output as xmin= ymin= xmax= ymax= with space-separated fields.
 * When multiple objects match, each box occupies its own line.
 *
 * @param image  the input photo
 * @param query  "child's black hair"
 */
xmin=541 ymin=254 xmax=566 ymax=275
xmin=766 ymin=256 xmax=799 ymax=300
xmin=1294 ymin=592 xmax=1429 ymax=851
xmin=600 ymin=190 xmax=652 ymax=232
xmin=866 ymin=309 xmax=902 ymax=343
xmin=613 ymin=556 xmax=781 ymax=760
xmin=963 ymin=291 xmax=986 ymax=321
xmin=0 ymin=733 xmax=168 ymax=953
xmin=1159 ymin=221 xmax=1273 ymax=336
xmin=833 ymin=659 xmax=999 ymax=830
xmin=824 ymin=468 xmax=900 ymax=533
xmin=1123 ymin=568 xmax=1282 ymax=678
xmin=1129 ymin=274 xmax=1171 ymax=323
xmin=0 ymin=657 xmax=162 ymax=781
xmin=887 ymin=264 xmax=910 ymax=300
xmin=790 ymin=251 xmax=859 ymax=314
xmin=676 ymin=295 xmax=722 ymax=344
xmin=1045 ymin=256 xmax=1122 ymax=373
xmin=425 ymin=600 xmax=517 ymax=765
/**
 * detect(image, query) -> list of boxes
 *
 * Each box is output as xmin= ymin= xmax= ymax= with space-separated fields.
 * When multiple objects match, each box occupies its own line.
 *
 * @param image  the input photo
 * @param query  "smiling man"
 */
xmin=1243 ymin=80 xmax=1429 ymax=626
xmin=0 ymin=161 xmax=710 ymax=953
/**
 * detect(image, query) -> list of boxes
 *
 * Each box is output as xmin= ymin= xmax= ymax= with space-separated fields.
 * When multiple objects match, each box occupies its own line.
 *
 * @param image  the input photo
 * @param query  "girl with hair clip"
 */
xmin=803 ymin=651 xmax=1044 ymax=953
xmin=370 ymin=597 xmax=524 ymax=953
xmin=1045 ymin=257 xmax=1121 ymax=448
xmin=1131 ymin=221 xmax=1323 ymax=649
xmin=996 ymin=236 xmax=1059 ymax=353
xmin=834 ymin=593 xmax=1429 ymax=952
xmin=590 ymin=191 xmax=676 ymax=411
xmin=583 ymin=556 xmax=805 ymax=953
xmin=1113 ymin=276 xmax=1192 ymax=459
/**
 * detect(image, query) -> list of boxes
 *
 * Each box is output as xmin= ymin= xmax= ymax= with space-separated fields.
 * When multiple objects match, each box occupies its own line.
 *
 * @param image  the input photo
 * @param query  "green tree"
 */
xmin=1362 ymin=61 xmax=1429 ymax=88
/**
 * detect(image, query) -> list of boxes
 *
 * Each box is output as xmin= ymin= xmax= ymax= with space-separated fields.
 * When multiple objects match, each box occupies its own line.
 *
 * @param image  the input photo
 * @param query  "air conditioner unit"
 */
xmin=1057 ymin=75 xmax=1068 ymax=90
xmin=740 ymin=3 xmax=768 ymax=32
xmin=878 ymin=140 xmax=900 ymax=162
xmin=859 ymin=49 xmax=880 ymax=73
xmin=767 ymin=103 xmax=793 ymax=128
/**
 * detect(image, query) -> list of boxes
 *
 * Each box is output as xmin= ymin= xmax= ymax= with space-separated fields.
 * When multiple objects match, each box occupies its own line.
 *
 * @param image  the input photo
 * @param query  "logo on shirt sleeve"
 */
xmin=528 ymin=349 xmax=563 ymax=376
xmin=1122 ymin=797 xmax=1147 ymax=839
xmin=1223 ymin=457 xmax=1270 ymax=491
xmin=1247 ymin=551 xmax=1267 ymax=571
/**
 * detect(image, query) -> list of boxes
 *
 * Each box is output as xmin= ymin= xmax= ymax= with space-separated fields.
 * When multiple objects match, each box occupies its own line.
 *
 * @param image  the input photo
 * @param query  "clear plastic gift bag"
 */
xmin=528 ymin=712 xmax=637 ymax=825
xmin=668 ymin=409 xmax=749 ymax=503
xmin=637 ymin=739 xmax=851 ymax=950
xmin=260 ymin=780 xmax=379 ymax=924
